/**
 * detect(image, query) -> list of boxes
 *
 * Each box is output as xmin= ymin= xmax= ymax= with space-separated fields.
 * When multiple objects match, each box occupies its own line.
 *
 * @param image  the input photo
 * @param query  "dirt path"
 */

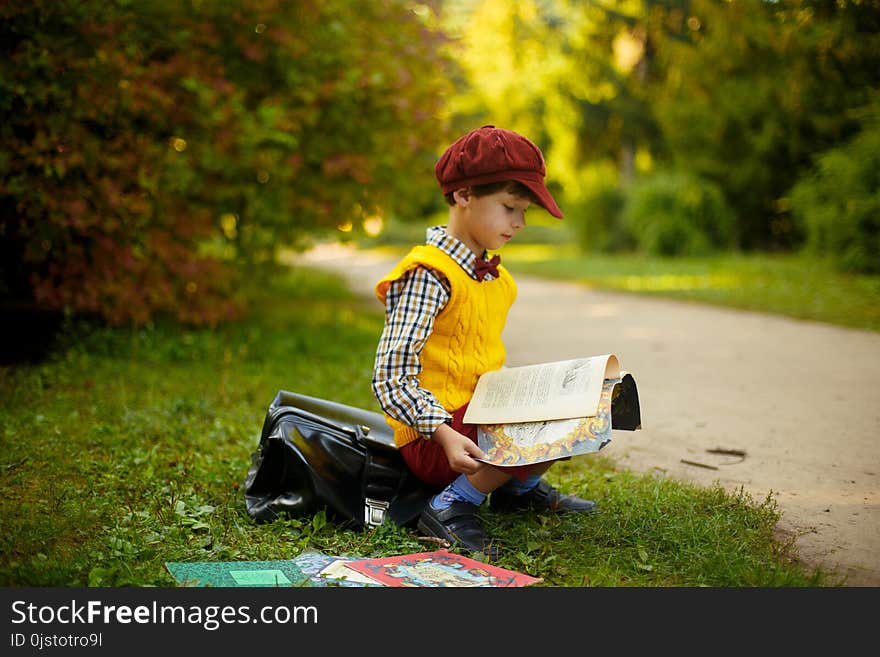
xmin=295 ymin=244 xmax=880 ymax=586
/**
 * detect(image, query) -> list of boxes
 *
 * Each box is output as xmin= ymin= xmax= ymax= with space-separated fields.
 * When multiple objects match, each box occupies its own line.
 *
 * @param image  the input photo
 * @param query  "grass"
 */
xmin=364 ymin=242 xmax=880 ymax=332
xmin=502 ymin=244 xmax=880 ymax=332
xmin=0 ymin=265 xmax=837 ymax=587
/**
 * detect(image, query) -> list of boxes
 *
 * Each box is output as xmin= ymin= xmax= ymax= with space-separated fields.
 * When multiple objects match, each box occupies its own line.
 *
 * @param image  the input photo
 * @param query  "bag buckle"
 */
xmin=364 ymin=497 xmax=390 ymax=527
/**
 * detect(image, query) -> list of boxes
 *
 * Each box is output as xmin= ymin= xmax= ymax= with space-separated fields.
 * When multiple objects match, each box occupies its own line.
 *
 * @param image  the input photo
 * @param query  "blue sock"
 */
xmin=430 ymin=474 xmax=487 ymax=510
xmin=502 ymin=473 xmax=543 ymax=495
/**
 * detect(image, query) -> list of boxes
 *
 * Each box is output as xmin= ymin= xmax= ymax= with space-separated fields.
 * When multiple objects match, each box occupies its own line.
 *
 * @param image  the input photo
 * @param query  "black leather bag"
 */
xmin=243 ymin=391 xmax=435 ymax=529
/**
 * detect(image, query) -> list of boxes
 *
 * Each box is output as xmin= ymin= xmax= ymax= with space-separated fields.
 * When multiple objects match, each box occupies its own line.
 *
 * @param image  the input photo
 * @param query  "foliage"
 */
xmin=620 ymin=170 xmax=737 ymax=256
xmin=441 ymin=0 xmax=666 ymax=199
xmin=5 ymin=0 xmax=879 ymax=327
xmin=444 ymin=0 xmax=880 ymax=254
xmin=0 ymin=267 xmax=833 ymax=586
xmin=0 ymin=0 xmax=454 ymax=325
xmin=549 ymin=0 xmax=675 ymax=180
xmin=652 ymin=0 xmax=880 ymax=250
xmin=790 ymin=103 xmax=880 ymax=274
xmin=443 ymin=0 xmax=567 ymax=146
xmin=569 ymin=167 xmax=632 ymax=254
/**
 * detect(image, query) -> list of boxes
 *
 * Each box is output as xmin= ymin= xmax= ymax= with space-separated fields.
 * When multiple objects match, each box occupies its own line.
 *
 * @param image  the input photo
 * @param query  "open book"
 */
xmin=343 ymin=549 xmax=541 ymax=587
xmin=462 ymin=354 xmax=641 ymax=467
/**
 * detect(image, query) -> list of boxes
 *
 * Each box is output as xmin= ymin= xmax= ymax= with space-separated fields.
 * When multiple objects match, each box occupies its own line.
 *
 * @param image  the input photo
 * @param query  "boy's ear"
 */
xmin=452 ymin=188 xmax=471 ymax=207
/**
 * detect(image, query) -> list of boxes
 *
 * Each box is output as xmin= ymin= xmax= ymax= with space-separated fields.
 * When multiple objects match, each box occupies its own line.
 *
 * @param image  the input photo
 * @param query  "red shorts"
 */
xmin=398 ymin=403 xmax=534 ymax=488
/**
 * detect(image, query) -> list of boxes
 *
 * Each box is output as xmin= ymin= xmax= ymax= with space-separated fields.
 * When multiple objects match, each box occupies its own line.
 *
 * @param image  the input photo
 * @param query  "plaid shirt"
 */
xmin=372 ymin=225 xmax=499 ymax=438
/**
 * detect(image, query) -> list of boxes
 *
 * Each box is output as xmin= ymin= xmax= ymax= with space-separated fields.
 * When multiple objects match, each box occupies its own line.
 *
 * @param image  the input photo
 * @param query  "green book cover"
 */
xmin=165 ymin=560 xmax=308 ymax=587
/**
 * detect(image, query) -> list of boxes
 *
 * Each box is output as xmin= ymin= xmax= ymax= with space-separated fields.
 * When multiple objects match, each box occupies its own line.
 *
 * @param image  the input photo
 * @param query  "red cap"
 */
xmin=435 ymin=125 xmax=563 ymax=219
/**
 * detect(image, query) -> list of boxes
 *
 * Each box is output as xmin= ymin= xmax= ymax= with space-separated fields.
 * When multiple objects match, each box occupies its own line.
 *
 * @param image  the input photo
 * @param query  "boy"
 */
xmin=372 ymin=125 xmax=595 ymax=558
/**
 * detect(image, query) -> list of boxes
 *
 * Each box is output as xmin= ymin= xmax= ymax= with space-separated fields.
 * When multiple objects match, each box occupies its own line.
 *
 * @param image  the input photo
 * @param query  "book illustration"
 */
xmin=291 ymin=550 xmax=338 ymax=576
xmin=344 ymin=549 xmax=542 ymax=587
xmin=165 ymin=560 xmax=307 ymax=587
xmin=317 ymin=560 xmax=385 ymax=586
xmin=477 ymin=377 xmax=617 ymax=467
xmin=464 ymin=354 xmax=621 ymax=425
xmin=291 ymin=550 xmax=381 ymax=587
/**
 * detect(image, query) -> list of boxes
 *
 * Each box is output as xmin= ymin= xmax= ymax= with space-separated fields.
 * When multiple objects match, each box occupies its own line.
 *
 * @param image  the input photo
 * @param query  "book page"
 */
xmin=475 ymin=377 xmax=618 ymax=467
xmin=317 ymin=560 xmax=385 ymax=585
xmin=463 ymin=354 xmax=620 ymax=424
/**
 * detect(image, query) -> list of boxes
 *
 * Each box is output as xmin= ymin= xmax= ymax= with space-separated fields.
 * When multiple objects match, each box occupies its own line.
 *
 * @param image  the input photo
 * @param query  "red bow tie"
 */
xmin=474 ymin=254 xmax=501 ymax=281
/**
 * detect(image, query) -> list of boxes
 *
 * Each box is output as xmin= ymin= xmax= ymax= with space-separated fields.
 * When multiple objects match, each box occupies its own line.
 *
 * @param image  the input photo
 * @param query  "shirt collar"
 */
xmin=425 ymin=225 xmax=495 ymax=282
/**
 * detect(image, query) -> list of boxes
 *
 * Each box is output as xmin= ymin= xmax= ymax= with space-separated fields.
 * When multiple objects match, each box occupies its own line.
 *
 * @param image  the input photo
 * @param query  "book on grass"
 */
xmin=343 ymin=549 xmax=542 ymax=587
xmin=462 ymin=354 xmax=641 ymax=468
xmin=165 ymin=560 xmax=307 ymax=587
xmin=165 ymin=554 xmax=384 ymax=588
xmin=291 ymin=550 xmax=382 ymax=587
xmin=316 ymin=559 xmax=385 ymax=586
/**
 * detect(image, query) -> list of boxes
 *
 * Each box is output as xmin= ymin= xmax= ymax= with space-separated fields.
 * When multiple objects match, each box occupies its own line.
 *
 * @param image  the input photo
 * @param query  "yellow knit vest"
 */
xmin=375 ymin=244 xmax=517 ymax=447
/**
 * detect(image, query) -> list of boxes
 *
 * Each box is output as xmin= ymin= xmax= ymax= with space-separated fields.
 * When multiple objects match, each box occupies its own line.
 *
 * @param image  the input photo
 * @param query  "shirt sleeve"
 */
xmin=372 ymin=265 xmax=452 ymax=438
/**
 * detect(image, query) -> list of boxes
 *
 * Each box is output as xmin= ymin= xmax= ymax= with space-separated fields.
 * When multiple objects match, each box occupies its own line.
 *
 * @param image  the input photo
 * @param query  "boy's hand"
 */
xmin=431 ymin=423 xmax=486 ymax=475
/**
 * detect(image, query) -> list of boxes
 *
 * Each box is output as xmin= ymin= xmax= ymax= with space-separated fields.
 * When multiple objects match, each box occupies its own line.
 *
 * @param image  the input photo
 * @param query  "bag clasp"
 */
xmin=364 ymin=497 xmax=390 ymax=527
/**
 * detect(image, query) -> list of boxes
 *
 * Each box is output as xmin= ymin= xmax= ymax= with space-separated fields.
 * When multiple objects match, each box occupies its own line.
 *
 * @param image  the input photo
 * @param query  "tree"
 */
xmin=791 ymin=99 xmax=880 ymax=274
xmin=652 ymin=0 xmax=880 ymax=249
xmin=1 ymin=0 xmax=454 ymax=325
xmin=441 ymin=0 xmax=685 ymax=206
xmin=444 ymin=0 xmax=880 ymax=253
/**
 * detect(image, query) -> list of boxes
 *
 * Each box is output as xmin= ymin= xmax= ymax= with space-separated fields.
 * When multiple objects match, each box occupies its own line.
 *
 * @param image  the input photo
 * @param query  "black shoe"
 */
xmin=490 ymin=479 xmax=597 ymax=514
xmin=417 ymin=501 xmax=499 ymax=559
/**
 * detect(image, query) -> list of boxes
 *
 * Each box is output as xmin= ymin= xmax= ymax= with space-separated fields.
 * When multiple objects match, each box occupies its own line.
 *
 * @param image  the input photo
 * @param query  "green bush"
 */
xmin=621 ymin=171 xmax=737 ymax=256
xmin=790 ymin=114 xmax=880 ymax=275
xmin=571 ymin=178 xmax=633 ymax=254
xmin=0 ymin=0 xmax=453 ymax=325
xmin=653 ymin=1 xmax=880 ymax=251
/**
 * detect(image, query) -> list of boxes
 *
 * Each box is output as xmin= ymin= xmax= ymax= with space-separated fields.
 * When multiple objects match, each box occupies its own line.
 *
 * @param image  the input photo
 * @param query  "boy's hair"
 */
xmin=443 ymin=180 xmax=541 ymax=207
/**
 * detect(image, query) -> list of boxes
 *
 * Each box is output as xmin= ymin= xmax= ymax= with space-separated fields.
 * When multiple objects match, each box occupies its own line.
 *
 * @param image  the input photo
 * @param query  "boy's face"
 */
xmin=450 ymin=188 xmax=530 ymax=255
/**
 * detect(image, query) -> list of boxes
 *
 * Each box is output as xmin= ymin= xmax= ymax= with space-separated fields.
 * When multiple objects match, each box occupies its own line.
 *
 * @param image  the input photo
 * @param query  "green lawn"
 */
xmin=0 ymin=265 xmax=837 ymax=587
xmin=362 ymin=232 xmax=880 ymax=332
xmin=501 ymin=245 xmax=880 ymax=332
